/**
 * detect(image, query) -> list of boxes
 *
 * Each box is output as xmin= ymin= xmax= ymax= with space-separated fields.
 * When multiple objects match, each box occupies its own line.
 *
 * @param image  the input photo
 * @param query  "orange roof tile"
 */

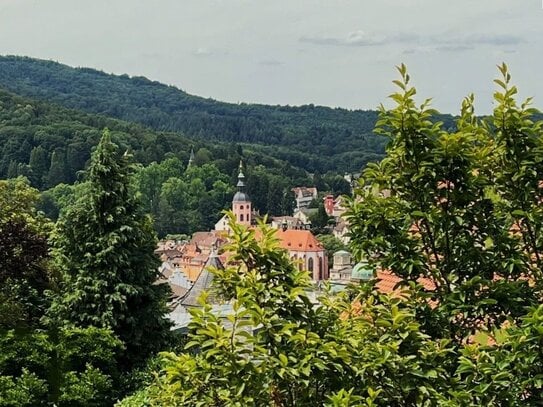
xmin=275 ymin=229 xmax=324 ymax=252
xmin=374 ymin=270 xmax=436 ymax=295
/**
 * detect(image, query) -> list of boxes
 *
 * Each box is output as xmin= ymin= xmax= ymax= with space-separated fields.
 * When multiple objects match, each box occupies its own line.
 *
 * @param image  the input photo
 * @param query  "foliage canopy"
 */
xmin=50 ymin=130 xmax=173 ymax=367
xmin=120 ymin=64 xmax=543 ymax=406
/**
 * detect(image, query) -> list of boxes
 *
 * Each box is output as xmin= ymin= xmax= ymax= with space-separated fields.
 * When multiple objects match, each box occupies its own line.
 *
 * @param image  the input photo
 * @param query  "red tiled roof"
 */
xmin=159 ymin=249 xmax=184 ymax=260
xmin=191 ymin=231 xmax=226 ymax=249
xmin=375 ymin=270 xmax=436 ymax=295
xmin=341 ymin=270 xmax=436 ymax=320
xmin=275 ymin=229 xmax=324 ymax=252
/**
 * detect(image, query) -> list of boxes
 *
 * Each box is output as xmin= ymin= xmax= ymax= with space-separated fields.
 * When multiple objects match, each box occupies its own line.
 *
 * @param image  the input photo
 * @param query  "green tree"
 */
xmin=45 ymin=150 xmax=67 ymax=188
xmin=310 ymin=201 xmax=332 ymax=234
xmin=119 ymin=216 xmax=457 ymax=406
xmin=317 ymin=234 xmax=347 ymax=268
xmin=0 ymin=177 xmax=125 ymax=406
xmin=155 ymin=177 xmax=189 ymax=236
xmin=29 ymin=146 xmax=49 ymax=188
xmin=51 ymin=129 xmax=172 ymax=367
xmin=119 ymin=66 xmax=543 ymax=406
xmin=345 ymin=63 xmax=540 ymax=342
xmin=0 ymin=177 xmax=52 ymax=329
xmin=6 ymin=160 xmax=18 ymax=179
xmin=266 ymin=177 xmax=285 ymax=216
xmin=38 ymin=182 xmax=90 ymax=221
xmin=134 ymin=157 xmax=184 ymax=215
xmin=193 ymin=147 xmax=213 ymax=166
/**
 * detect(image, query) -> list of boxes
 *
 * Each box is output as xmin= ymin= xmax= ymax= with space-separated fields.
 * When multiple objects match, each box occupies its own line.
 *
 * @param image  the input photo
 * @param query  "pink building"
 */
xmin=232 ymin=161 xmax=252 ymax=226
xmin=276 ymin=229 xmax=328 ymax=280
xmin=324 ymin=194 xmax=335 ymax=216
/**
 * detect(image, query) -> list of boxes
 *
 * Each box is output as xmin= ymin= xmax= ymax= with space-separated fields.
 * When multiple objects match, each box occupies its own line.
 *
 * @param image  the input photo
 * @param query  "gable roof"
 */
xmin=191 ymin=231 xmax=226 ymax=249
xmin=375 ymin=270 xmax=436 ymax=295
xmin=292 ymin=186 xmax=317 ymax=198
xmin=275 ymin=229 xmax=324 ymax=252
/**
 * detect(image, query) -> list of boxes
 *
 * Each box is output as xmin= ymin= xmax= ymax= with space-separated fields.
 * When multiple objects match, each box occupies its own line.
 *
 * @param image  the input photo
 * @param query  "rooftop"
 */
xmin=275 ymin=229 xmax=324 ymax=252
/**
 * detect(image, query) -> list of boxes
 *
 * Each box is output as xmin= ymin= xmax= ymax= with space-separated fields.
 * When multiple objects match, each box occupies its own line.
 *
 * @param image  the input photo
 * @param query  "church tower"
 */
xmin=232 ymin=161 xmax=252 ymax=225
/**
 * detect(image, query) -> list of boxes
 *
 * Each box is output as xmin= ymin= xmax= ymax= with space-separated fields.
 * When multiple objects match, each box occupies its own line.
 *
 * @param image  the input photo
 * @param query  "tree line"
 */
xmin=0 ymin=55 xmax=394 ymax=173
xmin=0 ymin=85 xmax=354 ymax=236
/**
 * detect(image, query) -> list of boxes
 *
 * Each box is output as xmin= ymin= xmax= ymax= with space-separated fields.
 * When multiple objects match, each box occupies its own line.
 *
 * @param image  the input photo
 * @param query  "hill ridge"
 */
xmin=0 ymin=55 xmax=387 ymax=173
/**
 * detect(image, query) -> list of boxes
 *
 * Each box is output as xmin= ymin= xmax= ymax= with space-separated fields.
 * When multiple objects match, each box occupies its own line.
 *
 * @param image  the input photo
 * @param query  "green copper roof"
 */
xmin=351 ymin=261 xmax=373 ymax=281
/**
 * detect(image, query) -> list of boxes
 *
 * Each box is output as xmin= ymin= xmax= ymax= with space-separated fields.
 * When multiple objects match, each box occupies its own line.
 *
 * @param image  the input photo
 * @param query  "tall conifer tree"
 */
xmin=45 ymin=150 xmax=66 ymax=188
xmin=29 ymin=146 xmax=49 ymax=188
xmin=52 ymin=129 xmax=172 ymax=367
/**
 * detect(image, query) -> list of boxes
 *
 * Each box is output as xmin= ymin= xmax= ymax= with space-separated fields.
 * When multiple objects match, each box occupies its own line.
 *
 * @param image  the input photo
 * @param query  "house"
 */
xmin=292 ymin=186 xmax=318 ymax=210
xmin=191 ymin=231 xmax=227 ymax=254
xmin=324 ymin=195 xmax=335 ymax=216
xmin=270 ymin=216 xmax=308 ymax=230
xmin=157 ymin=261 xmax=190 ymax=303
xmin=169 ymin=251 xmax=231 ymax=332
xmin=214 ymin=214 xmax=229 ymax=231
xmin=293 ymin=207 xmax=317 ymax=225
xmin=156 ymin=230 xmax=227 ymax=284
xmin=324 ymin=194 xmax=347 ymax=218
xmin=333 ymin=218 xmax=350 ymax=244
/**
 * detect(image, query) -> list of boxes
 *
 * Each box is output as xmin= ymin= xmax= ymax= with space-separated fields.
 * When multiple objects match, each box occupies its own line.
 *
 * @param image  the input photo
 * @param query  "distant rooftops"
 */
xmin=275 ymin=229 xmax=324 ymax=252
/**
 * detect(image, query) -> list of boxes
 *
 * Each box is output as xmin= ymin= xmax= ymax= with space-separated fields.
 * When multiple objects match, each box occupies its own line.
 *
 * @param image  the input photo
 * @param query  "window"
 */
xmin=240 ymin=214 xmax=244 ymax=222
xmin=308 ymin=257 xmax=314 ymax=272
xmin=240 ymin=205 xmax=244 ymax=210
xmin=319 ymin=257 xmax=323 ymax=280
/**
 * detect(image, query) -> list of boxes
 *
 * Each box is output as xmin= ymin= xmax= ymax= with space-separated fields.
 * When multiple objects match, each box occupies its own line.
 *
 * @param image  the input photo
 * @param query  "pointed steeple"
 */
xmin=187 ymin=147 xmax=195 ymax=169
xmin=236 ymin=160 xmax=246 ymax=189
xmin=233 ymin=160 xmax=249 ymax=202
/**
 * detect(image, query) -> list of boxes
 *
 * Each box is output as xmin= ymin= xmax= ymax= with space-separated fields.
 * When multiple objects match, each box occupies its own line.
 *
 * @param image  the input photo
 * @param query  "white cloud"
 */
xmin=193 ymin=47 xmax=213 ymax=57
xmin=300 ymin=30 xmax=385 ymax=47
xmin=259 ymin=59 xmax=283 ymax=66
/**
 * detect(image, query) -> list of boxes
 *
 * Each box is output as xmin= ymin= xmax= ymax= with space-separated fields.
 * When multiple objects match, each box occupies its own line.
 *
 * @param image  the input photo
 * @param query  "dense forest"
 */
xmin=0 ymin=55 xmax=392 ymax=173
xmin=0 ymin=85 xmax=309 ymax=186
xmin=0 ymin=86 xmax=355 ymax=235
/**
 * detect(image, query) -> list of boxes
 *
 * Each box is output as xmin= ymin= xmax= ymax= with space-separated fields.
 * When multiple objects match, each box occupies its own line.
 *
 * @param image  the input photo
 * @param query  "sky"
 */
xmin=0 ymin=0 xmax=541 ymax=114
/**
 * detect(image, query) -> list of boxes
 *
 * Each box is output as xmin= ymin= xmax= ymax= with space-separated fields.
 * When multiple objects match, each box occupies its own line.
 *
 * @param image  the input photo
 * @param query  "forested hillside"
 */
xmin=0 ymin=55 xmax=389 ymax=173
xmin=1 ymin=86 xmax=346 ymax=234
xmin=0 ymin=85 xmax=311 ymax=185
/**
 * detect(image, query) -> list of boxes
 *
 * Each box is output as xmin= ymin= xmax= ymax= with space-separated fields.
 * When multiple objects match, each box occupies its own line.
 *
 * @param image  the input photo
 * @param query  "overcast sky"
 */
xmin=0 ymin=0 xmax=541 ymax=113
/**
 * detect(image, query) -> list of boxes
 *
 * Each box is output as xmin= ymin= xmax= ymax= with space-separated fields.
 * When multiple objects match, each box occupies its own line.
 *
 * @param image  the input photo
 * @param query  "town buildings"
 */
xmin=159 ymin=162 xmax=330 ymax=312
xmin=292 ymin=186 xmax=318 ymax=210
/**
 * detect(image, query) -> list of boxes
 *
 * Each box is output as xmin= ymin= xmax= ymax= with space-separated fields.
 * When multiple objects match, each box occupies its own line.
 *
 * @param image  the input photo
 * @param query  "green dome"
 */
xmin=351 ymin=261 xmax=373 ymax=281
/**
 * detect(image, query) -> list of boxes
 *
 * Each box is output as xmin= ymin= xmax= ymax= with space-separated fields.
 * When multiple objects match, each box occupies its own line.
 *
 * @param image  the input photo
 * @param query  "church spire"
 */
xmin=236 ymin=160 xmax=246 ymax=190
xmin=232 ymin=160 xmax=251 ymax=225
xmin=187 ymin=147 xmax=195 ymax=169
